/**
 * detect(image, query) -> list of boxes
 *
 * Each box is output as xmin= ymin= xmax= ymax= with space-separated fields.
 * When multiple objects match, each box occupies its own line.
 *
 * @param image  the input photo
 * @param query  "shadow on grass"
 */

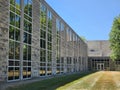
xmin=6 ymin=71 xmax=96 ymax=90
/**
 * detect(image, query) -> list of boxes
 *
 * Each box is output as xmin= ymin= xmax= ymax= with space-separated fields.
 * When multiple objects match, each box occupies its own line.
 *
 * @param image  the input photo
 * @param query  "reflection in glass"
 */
xmin=10 ymin=12 xmax=15 ymax=25
xmin=15 ymin=67 xmax=19 ymax=79
xmin=28 ymin=46 xmax=31 ymax=60
xmin=9 ymin=61 xmax=14 ymax=66
xmin=28 ymin=67 xmax=31 ymax=77
xmin=15 ymin=42 xmax=20 ymax=59
xmin=40 ymin=67 xmax=46 ymax=76
xmin=8 ymin=67 xmax=14 ymax=80
xmin=40 ymin=39 xmax=46 ymax=48
xmin=9 ymin=26 xmax=14 ymax=40
xmin=24 ymin=0 xmax=32 ymax=17
xmin=15 ymin=61 xmax=19 ymax=66
xmin=16 ymin=15 xmax=20 ymax=28
xmin=28 ymin=34 xmax=31 ymax=44
xmin=40 ymin=30 xmax=46 ymax=39
xmin=23 ymin=45 xmax=27 ymax=60
xmin=23 ymin=32 xmax=27 ymax=43
xmin=10 ymin=5 xmax=15 ymax=12
xmin=15 ymin=29 xmax=20 ymax=41
xmin=9 ymin=40 xmax=14 ymax=59
xmin=10 ymin=0 xmax=15 ymax=5
xmin=23 ymin=67 xmax=27 ymax=78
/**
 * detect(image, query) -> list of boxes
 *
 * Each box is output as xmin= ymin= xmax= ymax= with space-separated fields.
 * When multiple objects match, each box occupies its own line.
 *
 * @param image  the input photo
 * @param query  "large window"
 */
xmin=23 ymin=0 xmax=32 ymax=79
xmin=8 ymin=0 xmax=21 ymax=81
xmin=40 ymin=3 xmax=53 ymax=76
xmin=66 ymin=57 xmax=72 ymax=73
xmin=8 ymin=0 xmax=32 ymax=81
xmin=56 ymin=19 xmax=61 ymax=74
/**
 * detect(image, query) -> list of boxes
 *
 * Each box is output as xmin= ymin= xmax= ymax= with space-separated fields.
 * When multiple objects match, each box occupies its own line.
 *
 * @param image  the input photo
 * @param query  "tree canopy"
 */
xmin=109 ymin=15 xmax=120 ymax=60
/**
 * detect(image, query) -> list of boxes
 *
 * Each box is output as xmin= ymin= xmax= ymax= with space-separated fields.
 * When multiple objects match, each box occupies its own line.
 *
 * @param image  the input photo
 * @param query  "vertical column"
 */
xmin=64 ymin=26 xmax=67 ymax=73
xmin=20 ymin=0 xmax=24 ymax=80
xmin=31 ymin=0 xmax=40 ymax=77
xmin=0 ymin=0 xmax=9 ymax=82
xmin=52 ymin=14 xmax=57 ymax=75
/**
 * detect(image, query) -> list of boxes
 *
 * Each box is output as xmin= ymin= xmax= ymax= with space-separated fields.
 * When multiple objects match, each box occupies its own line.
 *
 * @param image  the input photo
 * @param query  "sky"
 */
xmin=45 ymin=0 xmax=120 ymax=40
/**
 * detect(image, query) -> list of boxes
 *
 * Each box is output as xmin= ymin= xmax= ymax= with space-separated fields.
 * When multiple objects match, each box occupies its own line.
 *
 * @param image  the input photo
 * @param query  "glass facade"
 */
xmin=40 ymin=3 xmax=52 ymax=76
xmin=8 ymin=0 xmax=32 ymax=81
xmin=23 ymin=0 xmax=32 ymax=79
xmin=56 ymin=19 xmax=61 ymax=74
xmin=8 ymin=0 xmax=21 ymax=81
xmin=7 ymin=0 xmax=88 ymax=82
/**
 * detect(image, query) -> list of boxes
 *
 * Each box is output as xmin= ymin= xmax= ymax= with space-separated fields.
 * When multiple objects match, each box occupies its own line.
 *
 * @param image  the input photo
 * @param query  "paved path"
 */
xmin=57 ymin=71 xmax=120 ymax=90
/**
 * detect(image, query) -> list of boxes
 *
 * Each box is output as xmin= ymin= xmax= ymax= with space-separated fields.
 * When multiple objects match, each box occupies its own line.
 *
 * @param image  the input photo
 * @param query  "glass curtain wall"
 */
xmin=23 ymin=0 xmax=32 ymax=79
xmin=60 ymin=23 xmax=65 ymax=73
xmin=56 ymin=19 xmax=61 ymax=74
xmin=8 ymin=0 xmax=32 ymax=81
xmin=8 ymin=0 xmax=21 ymax=81
xmin=40 ymin=3 xmax=52 ymax=76
xmin=66 ymin=28 xmax=72 ymax=73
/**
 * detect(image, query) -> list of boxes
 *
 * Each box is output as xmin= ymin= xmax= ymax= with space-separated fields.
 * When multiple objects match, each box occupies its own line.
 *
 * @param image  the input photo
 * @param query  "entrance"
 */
xmin=97 ymin=63 xmax=104 ymax=70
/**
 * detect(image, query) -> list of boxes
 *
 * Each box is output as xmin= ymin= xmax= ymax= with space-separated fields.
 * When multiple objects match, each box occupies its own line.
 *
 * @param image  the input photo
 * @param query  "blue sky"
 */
xmin=45 ymin=0 xmax=120 ymax=40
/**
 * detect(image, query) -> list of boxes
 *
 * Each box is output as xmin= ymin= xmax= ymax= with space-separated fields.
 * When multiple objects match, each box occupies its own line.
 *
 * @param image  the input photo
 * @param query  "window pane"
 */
xmin=9 ymin=26 xmax=15 ymax=40
xmin=10 ymin=12 xmax=15 ymax=25
xmin=15 ymin=29 xmax=20 ymax=41
xmin=14 ymin=67 xmax=19 ymax=79
xmin=28 ymin=46 xmax=31 ymax=60
xmin=8 ymin=67 xmax=14 ymax=80
xmin=10 ymin=5 xmax=15 ymax=12
xmin=15 ymin=15 xmax=20 ymax=28
xmin=23 ymin=67 xmax=27 ymax=78
xmin=28 ymin=34 xmax=31 ymax=44
xmin=9 ymin=61 xmax=14 ymax=66
xmin=15 ymin=0 xmax=20 ymax=9
xmin=28 ymin=67 xmax=31 ymax=77
xmin=23 ymin=61 xmax=27 ymax=66
xmin=24 ymin=20 xmax=28 ymax=31
xmin=23 ymin=45 xmax=27 ymax=60
xmin=24 ymin=0 xmax=28 ymax=14
xmin=15 ymin=61 xmax=19 ymax=66
xmin=40 ymin=39 xmax=46 ymax=48
xmin=23 ymin=32 xmax=27 ymax=43
xmin=48 ymin=33 xmax=52 ymax=42
xmin=28 ymin=62 xmax=31 ymax=66
xmin=9 ymin=40 xmax=14 ymax=59
xmin=15 ymin=42 xmax=20 ymax=59
xmin=28 ymin=22 xmax=32 ymax=33
xmin=10 ymin=0 xmax=15 ymax=5
xmin=28 ymin=4 xmax=32 ymax=17
xmin=40 ymin=30 xmax=46 ymax=39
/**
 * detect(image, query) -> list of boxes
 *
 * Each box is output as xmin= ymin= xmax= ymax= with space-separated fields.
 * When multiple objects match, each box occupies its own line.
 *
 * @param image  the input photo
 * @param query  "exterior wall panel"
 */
xmin=0 ymin=0 xmax=9 ymax=81
xmin=32 ymin=0 xmax=40 ymax=77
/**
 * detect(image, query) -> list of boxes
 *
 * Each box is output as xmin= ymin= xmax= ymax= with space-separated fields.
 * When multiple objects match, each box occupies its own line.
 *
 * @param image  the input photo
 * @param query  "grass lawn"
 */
xmin=6 ymin=72 xmax=92 ymax=90
xmin=57 ymin=71 xmax=120 ymax=90
xmin=6 ymin=71 xmax=120 ymax=90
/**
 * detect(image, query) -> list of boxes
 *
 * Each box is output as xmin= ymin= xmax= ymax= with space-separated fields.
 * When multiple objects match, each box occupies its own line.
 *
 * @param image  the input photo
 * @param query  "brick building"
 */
xmin=0 ymin=0 xmax=88 ymax=82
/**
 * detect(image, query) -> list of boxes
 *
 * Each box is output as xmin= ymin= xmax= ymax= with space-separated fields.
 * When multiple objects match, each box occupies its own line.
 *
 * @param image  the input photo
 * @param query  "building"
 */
xmin=87 ymin=40 xmax=111 ymax=71
xmin=87 ymin=40 xmax=120 ymax=71
xmin=0 ymin=0 xmax=88 ymax=82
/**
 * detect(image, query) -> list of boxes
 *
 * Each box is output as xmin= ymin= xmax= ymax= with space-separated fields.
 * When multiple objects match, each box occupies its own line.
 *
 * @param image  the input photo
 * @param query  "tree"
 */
xmin=109 ymin=15 xmax=120 ymax=61
xmin=80 ymin=36 xmax=86 ymax=42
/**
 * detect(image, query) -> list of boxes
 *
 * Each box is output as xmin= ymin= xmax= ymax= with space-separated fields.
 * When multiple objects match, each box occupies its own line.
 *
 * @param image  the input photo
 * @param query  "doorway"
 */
xmin=97 ymin=63 xmax=104 ymax=70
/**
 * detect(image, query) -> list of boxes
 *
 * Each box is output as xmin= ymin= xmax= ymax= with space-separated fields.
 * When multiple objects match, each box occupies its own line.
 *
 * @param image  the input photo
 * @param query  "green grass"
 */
xmin=6 ymin=72 xmax=93 ymax=90
xmin=57 ymin=71 xmax=120 ymax=90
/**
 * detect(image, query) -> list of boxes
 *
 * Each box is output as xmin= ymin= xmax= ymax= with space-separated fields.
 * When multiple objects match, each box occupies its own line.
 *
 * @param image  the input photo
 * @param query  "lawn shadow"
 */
xmin=6 ymin=71 xmax=96 ymax=90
